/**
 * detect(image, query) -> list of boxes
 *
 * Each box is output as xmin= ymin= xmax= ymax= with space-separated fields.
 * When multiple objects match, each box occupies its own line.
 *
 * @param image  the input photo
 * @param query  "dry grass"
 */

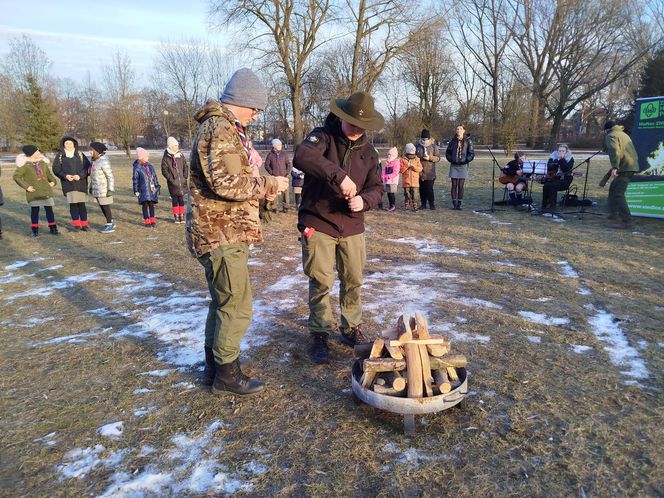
xmin=0 ymin=153 xmax=663 ymax=497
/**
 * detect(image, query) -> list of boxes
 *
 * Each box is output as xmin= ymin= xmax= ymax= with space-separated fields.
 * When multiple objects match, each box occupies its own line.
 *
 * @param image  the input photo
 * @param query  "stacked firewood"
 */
xmin=354 ymin=312 xmax=467 ymax=398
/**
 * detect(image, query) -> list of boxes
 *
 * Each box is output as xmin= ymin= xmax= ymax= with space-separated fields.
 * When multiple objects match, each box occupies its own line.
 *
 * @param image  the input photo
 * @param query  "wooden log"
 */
xmin=419 ymin=344 xmax=434 ymax=397
xmin=446 ymin=367 xmax=459 ymax=382
xmin=432 ymin=369 xmax=452 ymax=394
xmin=404 ymin=343 xmax=424 ymax=399
xmin=369 ymin=339 xmax=385 ymax=359
xmin=415 ymin=312 xmax=430 ymax=339
xmin=387 ymin=338 xmax=450 ymax=347
xmin=427 ymin=344 xmax=450 ymax=357
xmin=372 ymin=384 xmax=407 ymax=397
xmin=361 ymin=370 xmax=377 ymax=388
xmin=363 ymin=358 xmax=406 ymax=373
xmin=385 ymin=371 xmax=406 ymax=392
xmin=429 ymin=354 xmax=468 ymax=369
xmin=384 ymin=343 xmax=404 ymax=360
xmin=375 ymin=377 xmax=386 ymax=386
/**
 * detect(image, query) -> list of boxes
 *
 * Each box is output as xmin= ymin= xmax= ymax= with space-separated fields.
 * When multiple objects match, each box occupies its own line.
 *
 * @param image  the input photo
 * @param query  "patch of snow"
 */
xmin=34 ymin=431 xmax=57 ymax=446
xmin=33 ymin=328 xmax=111 ymax=346
xmin=58 ymin=445 xmax=106 ymax=479
xmin=386 ymin=237 xmax=468 ymax=255
xmin=490 ymin=221 xmax=512 ymax=225
xmin=557 ymin=261 xmax=579 ymax=278
xmin=4 ymin=258 xmax=49 ymax=270
xmin=382 ymin=442 xmax=451 ymax=471
xmin=495 ymin=261 xmax=517 ymax=267
xmin=518 ymin=311 xmax=569 ymax=326
xmin=98 ymin=421 xmax=124 ymax=439
xmin=588 ymin=309 xmax=649 ymax=381
xmin=577 ymin=286 xmax=592 ymax=296
xmin=571 ymin=345 xmax=593 ymax=354
xmin=527 ymin=336 xmax=542 ymax=344
xmin=172 ymin=382 xmax=195 ymax=390
xmin=134 ymin=406 xmax=157 ymax=417
xmin=139 ymin=445 xmax=157 ymax=457
xmin=140 ymin=369 xmax=175 ymax=377
xmin=133 ymin=388 xmax=155 ymax=394
xmin=450 ymin=331 xmax=491 ymax=343
xmin=488 ymin=249 xmax=502 ymax=254
xmin=243 ymin=461 xmax=268 ymax=475
xmin=451 ymin=297 xmax=503 ymax=310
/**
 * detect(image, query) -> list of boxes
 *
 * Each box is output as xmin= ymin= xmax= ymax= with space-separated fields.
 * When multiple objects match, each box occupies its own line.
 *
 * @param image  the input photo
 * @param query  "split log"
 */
xmin=369 ymin=339 xmax=385 ymax=359
xmin=363 ymin=358 xmax=406 ymax=373
xmin=387 ymin=338 xmax=450 ymax=347
xmin=433 ymin=369 xmax=452 ymax=394
xmin=427 ymin=344 xmax=450 ymax=357
xmin=361 ymin=370 xmax=378 ymax=388
xmin=404 ymin=343 xmax=424 ymax=398
xmin=429 ymin=354 xmax=467 ymax=369
xmin=419 ymin=344 xmax=434 ymax=397
xmin=372 ymin=384 xmax=407 ymax=397
xmin=384 ymin=343 xmax=404 ymax=360
xmin=415 ymin=312 xmax=430 ymax=339
xmin=446 ymin=367 xmax=459 ymax=382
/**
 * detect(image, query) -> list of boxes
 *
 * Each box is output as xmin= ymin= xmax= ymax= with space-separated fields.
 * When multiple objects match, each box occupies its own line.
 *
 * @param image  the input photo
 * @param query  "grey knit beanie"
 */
xmin=220 ymin=68 xmax=268 ymax=111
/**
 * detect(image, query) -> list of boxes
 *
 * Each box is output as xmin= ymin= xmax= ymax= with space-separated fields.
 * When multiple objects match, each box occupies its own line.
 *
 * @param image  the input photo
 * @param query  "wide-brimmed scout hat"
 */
xmin=329 ymin=91 xmax=385 ymax=131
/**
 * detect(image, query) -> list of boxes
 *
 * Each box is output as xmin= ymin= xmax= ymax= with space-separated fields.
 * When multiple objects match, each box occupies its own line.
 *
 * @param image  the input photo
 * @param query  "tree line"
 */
xmin=1 ymin=0 xmax=662 ymax=156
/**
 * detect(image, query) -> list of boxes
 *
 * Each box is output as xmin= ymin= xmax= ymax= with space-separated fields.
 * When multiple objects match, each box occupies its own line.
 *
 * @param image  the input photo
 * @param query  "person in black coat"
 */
xmin=445 ymin=125 xmax=475 ymax=209
xmin=161 ymin=137 xmax=189 ymax=223
xmin=53 ymin=135 xmax=91 ymax=230
xmin=540 ymin=144 xmax=574 ymax=213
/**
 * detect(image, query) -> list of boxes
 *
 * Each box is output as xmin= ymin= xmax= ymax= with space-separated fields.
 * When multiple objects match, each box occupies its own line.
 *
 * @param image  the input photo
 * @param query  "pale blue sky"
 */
xmin=0 ymin=0 xmax=230 ymax=78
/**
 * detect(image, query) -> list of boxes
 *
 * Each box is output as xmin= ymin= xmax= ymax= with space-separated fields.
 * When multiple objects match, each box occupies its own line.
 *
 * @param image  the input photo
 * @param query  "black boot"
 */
xmin=212 ymin=358 xmax=265 ymax=396
xmin=200 ymin=346 xmax=216 ymax=386
xmin=509 ymin=192 xmax=517 ymax=206
xmin=310 ymin=333 xmax=329 ymax=364
xmin=456 ymin=200 xmax=463 ymax=210
xmin=49 ymin=224 xmax=60 ymax=235
xmin=31 ymin=226 xmax=39 ymax=237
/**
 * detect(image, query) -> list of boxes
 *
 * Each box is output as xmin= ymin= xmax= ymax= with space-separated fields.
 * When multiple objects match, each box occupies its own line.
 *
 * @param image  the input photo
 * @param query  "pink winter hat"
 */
xmin=136 ymin=147 xmax=149 ymax=161
xmin=386 ymin=147 xmax=398 ymax=162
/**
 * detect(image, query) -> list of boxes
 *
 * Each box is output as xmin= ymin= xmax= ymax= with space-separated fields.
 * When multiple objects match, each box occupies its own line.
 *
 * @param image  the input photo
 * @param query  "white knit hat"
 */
xmin=405 ymin=143 xmax=416 ymax=154
xmin=387 ymin=147 xmax=398 ymax=161
xmin=272 ymin=138 xmax=282 ymax=149
xmin=167 ymin=136 xmax=178 ymax=149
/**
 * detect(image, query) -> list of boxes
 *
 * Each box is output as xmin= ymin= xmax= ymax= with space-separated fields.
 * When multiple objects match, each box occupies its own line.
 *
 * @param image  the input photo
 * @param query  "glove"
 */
xmin=134 ymin=192 xmax=140 ymax=197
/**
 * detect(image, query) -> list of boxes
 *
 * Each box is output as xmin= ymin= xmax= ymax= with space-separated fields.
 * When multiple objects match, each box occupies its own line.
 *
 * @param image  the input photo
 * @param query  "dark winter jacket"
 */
xmin=547 ymin=150 xmax=574 ymax=180
xmin=13 ymin=153 xmax=57 ymax=203
xmin=293 ymin=113 xmax=383 ymax=238
xmin=132 ymin=160 xmax=160 ymax=204
xmin=52 ymin=136 xmax=90 ymax=195
xmin=446 ymin=135 xmax=475 ymax=165
xmin=161 ymin=150 xmax=189 ymax=197
xmin=416 ymin=140 xmax=440 ymax=181
xmin=291 ymin=167 xmax=305 ymax=187
xmin=502 ymin=159 xmax=523 ymax=177
xmin=264 ymin=150 xmax=292 ymax=177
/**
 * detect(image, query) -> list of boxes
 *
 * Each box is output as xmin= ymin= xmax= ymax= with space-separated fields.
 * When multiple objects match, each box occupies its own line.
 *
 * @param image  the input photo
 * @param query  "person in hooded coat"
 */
xmin=53 ymin=135 xmax=91 ymax=230
xmin=133 ymin=147 xmax=160 ymax=227
xmin=416 ymin=129 xmax=440 ymax=210
xmin=161 ymin=137 xmax=189 ymax=223
xmin=445 ymin=124 xmax=475 ymax=210
xmin=88 ymin=141 xmax=116 ymax=233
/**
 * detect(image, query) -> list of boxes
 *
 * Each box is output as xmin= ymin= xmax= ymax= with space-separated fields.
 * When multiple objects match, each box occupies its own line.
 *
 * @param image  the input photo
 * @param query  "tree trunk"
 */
xmin=291 ymin=85 xmax=304 ymax=144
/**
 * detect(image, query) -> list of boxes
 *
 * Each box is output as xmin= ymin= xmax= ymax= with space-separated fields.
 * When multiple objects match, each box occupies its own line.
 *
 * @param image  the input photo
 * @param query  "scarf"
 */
xmin=34 ymin=161 xmax=44 ymax=180
xmin=456 ymin=136 xmax=463 ymax=160
xmin=235 ymin=120 xmax=249 ymax=158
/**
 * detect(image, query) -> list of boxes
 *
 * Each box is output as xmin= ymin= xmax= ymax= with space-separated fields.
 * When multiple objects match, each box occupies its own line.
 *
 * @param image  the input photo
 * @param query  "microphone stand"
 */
xmin=563 ymin=149 xmax=604 ymax=220
xmin=476 ymin=146 xmax=504 ymax=213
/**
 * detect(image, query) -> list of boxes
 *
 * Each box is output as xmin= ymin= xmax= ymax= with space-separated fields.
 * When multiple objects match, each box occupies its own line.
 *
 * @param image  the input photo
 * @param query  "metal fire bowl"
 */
xmin=351 ymin=360 xmax=468 ymax=416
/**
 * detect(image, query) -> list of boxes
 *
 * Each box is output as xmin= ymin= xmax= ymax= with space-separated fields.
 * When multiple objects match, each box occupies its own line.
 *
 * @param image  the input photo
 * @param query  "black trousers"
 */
xmin=420 ymin=180 xmax=435 ymax=209
xmin=542 ymin=178 xmax=572 ymax=209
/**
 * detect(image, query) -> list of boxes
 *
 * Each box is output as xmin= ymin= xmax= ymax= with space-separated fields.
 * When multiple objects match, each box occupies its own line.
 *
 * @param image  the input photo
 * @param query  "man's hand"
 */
xmin=73 ymin=175 xmax=80 ymax=181
xmin=65 ymin=175 xmax=74 ymax=181
xmin=26 ymin=186 xmax=36 ymax=192
xmin=348 ymin=195 xmax=364 ymax=212
xmin=340 ymin=176 xmax=357 ymax=198
xmin=265 ymin=193 xmax=276 ymax=202
xmin=611 ymin=168 xmax=618 ymax=177
xmin=274 ymin=176 xmax=289 ymax=193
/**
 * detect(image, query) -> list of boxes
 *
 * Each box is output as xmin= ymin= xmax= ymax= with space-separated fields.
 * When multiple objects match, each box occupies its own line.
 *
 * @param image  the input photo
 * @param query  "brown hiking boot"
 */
xmin=339 ymin=326 xmax=370 ymax=346
xmin=212 ymin=359 xmax=265 ymax=396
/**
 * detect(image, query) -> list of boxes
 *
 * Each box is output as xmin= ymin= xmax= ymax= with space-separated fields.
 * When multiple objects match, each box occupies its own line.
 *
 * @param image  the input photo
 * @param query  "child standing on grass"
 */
xmin=381 ymin=147 xmax=400 ymax=211
xmin=400 ymin=143 xmax=422 ymax=211
xmin=13 ymin=145 xmax=59 ymax=237
xmin=161 ymin=137 xmax=189 ymax=224
xmin=53 ymin=135 xmax=91 ymax=231
xmin=132 ymin=147 xmax=160 ymax=228
xmin=88 ymin=142 xmax=116 ymax=233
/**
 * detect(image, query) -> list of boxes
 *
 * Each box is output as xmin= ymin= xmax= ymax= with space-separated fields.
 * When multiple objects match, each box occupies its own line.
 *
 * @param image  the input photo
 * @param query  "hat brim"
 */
xmin=329 ymin=99 xmax=385 ymax=132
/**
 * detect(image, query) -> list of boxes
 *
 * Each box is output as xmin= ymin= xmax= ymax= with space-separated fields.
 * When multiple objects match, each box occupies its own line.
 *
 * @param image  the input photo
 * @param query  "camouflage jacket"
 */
xmin=186 ymin=100 xmax=280 ymax=257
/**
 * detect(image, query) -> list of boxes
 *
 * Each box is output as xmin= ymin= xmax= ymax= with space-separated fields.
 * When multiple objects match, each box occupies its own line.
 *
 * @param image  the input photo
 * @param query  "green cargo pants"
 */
xmin=198 ymin=243 xmax=252 ymax=365
xmin=608 ymin=172 xmax=635 ymax=222
xmin=301 ymin=230 xmax=366 ymax=336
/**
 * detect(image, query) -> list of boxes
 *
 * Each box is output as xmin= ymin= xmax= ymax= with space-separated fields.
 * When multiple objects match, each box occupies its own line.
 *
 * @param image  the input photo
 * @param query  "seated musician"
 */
xmin=540 ymin=144 xmax=574 ymax=213
xmin=499 ymin=151 xmax=528 ymax=207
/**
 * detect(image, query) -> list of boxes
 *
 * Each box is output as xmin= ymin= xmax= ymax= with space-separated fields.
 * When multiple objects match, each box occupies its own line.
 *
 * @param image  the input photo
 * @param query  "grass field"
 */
xmin=0 ymin=151 xmax=662 ymax=497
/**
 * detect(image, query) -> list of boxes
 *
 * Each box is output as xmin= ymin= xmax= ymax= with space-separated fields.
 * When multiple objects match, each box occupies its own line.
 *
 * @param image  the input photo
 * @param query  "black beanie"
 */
xmin=420 ymin=129 xmax=430 ymax=139
xmin=603 ymin=120 xmax=615 ymax=130
xmin=22 ymin=145 xmax=38 ymax=157
xmin=90 ymin=141 xmax=107 ymax=154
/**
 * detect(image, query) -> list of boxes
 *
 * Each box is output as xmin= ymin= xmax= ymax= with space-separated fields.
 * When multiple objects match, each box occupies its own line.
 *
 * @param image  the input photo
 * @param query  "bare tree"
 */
xmin=80 ymin=72 xmax=103 ymax=142
xmin=155 ymin=39 xmax=210 ymax=144
xmin=209 ymin=0 xmax=334 ymax=142
xmin=400 ymin=26 xmax=452 ymax=131
xmin=2 ymin=34 xmax=52 ymax=90
xmin=0 ymin=73 xmax=22 ymax=150
xmin=103 ymin=51 xmax=143 ymax=156
xmin=206 ymin=47 xmax=240 ymax=102
xmin=448 ymin=0 xmax=513 ymax=146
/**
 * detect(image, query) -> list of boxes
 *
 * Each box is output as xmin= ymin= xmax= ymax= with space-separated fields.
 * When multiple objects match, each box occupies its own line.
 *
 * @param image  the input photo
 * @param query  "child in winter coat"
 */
xmin=12 ymin=145 xmax=59 ymax=237
xmin=291 ymin=167 xmax=305 ymax=209
xmin=53 ymin=135 xmax=91 ymax=230
xmin=161 ymin=137 xmax=189 ymax=223
xmin=400 ymin=143 xmax=422 ymax=211
xmin=88 ymin=142 xmax=116 ymax=233
xmin=381 ymin=147 xmax=400 ymax=211
xmin=132 ymin=147 xmax=160 ymax=228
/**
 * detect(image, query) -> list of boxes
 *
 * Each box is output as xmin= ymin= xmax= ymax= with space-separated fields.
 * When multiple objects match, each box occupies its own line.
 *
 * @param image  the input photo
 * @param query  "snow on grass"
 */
xmin=382 ymin=442 xmax=451 ymax=471
xmin=587 ymin=308 xmax=649 ymax=381
xmin=13 ymin=316 xmax=58 ymax=328
xmin=495 ymin=261 xmax=517 ymax=267
xmin=451 ymin=297 xmax=503 ymax=310
xmin=557 ymin=261 xmax=579 ymax=278
xmin=134 ymin=406 xmax=157 ymax=417
xmin=518 ymin=311 xmax=569 ymax=326
xmin=527 ymin=336 xmax=542 ymax=344
xmin=449 ymin=331 xmax=491 ymax=343
xmin=33 ymin=431 xmax=57 ymax=446
xmin=172 ymin=382 xmax=195 ymax=390
xmin=58 ymin=445 xmax=126 ymax=479
xmin=139 ymin=369 xmax=176 ymax=377
xmin=133 ymin=388 xmax=154 ymax=394
xmin=571 ymin=345 xmax=593 ymax=354
xmin=488 ymin=248 xmax=503 ymax=254
xmin=32 ymin=327 xmax=111 ymax=346
xmin=577 ymin=286 xmax=592 ymax=296
xmin=490 ymin=221 xmax=512 ymax=225
xmin=386 ymin=237 xmax=468 ymax=255
xmin=98 ymin=421 xmax=124 ymax=439
xmin=4 ymin=257 xmax=49 ymax=270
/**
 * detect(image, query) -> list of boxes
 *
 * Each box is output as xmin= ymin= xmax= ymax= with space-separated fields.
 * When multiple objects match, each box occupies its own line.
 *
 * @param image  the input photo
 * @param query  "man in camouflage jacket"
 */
xmin=187 ymin=68 xmax=288 ymax=396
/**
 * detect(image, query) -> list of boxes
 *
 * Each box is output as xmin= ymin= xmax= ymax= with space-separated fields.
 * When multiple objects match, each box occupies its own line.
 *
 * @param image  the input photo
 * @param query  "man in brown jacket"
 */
xmin=188 ymin=68 xmax=288 ymax=395
xmin=294 ymin=91 xmax=384 ymax=363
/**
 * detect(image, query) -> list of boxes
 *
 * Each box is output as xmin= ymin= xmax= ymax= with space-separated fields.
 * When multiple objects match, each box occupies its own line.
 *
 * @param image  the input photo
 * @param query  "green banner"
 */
xmin=626 ymin=179 xmax=664 ymax=218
